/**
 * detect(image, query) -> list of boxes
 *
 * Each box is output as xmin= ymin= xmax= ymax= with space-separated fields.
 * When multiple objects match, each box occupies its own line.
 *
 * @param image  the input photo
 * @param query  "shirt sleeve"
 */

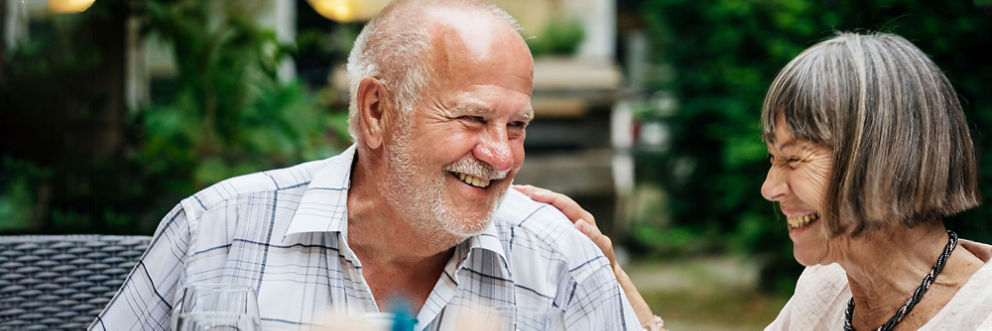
xmin=562 ymin=259 xmax=642 ymax=330
xmin=89 ymin=204 xmax=193 ymax=331
xmin=617 ymin=282 xmax=645 ymax=330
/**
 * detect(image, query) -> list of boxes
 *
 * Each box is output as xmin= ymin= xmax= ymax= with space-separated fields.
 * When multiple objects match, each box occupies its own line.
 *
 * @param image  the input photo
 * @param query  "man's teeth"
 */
xmin=456 ymin=172 xmax=491 ymax=188
xmin=787 ymin=213 xmax=819 ymax=229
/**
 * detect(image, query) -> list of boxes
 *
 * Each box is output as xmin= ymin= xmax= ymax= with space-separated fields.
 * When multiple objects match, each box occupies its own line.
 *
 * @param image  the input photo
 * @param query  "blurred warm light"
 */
xmin=48 ymin=0 xmax=96 ymax=13
xmin=306 ymin=0 xmax=389 ymax=22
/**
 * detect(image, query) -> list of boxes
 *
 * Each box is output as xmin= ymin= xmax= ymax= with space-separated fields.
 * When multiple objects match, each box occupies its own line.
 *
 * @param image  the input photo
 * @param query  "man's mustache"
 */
xmin=442 ymin=157 xmax=507 ymax=180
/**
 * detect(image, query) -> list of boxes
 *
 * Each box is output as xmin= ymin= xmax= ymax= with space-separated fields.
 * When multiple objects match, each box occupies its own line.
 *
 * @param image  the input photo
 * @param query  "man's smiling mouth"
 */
xmin=450 ymin=171 xmax=493 ymax=189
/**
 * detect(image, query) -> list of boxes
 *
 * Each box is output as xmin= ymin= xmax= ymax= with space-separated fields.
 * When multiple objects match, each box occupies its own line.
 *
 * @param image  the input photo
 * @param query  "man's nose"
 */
xmin=473 ymin=127 xmax=514 ymax=173
xmin=761 ymin=167 xmax=787 ymax=202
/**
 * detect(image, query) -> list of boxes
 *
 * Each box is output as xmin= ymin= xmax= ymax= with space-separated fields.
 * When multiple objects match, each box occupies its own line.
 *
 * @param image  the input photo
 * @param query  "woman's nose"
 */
xmin=761 ymin=167 xmax=788 ymax=201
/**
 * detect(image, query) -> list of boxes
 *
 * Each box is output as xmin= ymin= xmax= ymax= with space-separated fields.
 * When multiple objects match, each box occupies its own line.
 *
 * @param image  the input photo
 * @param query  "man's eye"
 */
xmin=509 ymin=121 xmax=527 ymax=128
xmin=461 ymin=116 xmax=485 ymax=123
xmin=786 ymin=158 xmax=801 ymax=166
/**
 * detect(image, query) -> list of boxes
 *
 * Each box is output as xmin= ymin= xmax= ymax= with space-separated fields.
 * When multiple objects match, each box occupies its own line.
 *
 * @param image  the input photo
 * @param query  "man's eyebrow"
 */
xmin=451 ymin=104 xmax=535 ymax=121
xmin=520 ymin=108 xmax=534 ymax=121
xmin=450 ymin=104 xmax=491 ymax=115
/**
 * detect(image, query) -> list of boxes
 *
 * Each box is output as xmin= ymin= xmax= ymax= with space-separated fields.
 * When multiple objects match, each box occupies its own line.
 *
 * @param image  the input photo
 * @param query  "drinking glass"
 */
xmin=174 ymin=283 xmax=261 ymax=330
xmin=313 ymin=311 xmax=398 ymax=331
xmin=176 ymin=312 xmax=260 ymax=331
xmin=449 ymin=304 xmax=561 ymax=331
xmin=514 ymin=307 xmax=565 ymax=331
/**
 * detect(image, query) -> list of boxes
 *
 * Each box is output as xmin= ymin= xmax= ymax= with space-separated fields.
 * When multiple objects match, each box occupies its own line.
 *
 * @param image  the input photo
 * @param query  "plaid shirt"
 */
xmin=91 ymin=146 xmax=638 ymax=330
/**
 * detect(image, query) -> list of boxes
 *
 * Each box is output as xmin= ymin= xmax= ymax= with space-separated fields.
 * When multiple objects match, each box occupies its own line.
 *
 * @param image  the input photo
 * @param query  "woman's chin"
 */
xmin=791 ymin=241 xmax=832 ymax=266
xmin=789 ymin=223 xmax=831 ymax=266
xmin=792 ymin=251 xmax=817 ymax=266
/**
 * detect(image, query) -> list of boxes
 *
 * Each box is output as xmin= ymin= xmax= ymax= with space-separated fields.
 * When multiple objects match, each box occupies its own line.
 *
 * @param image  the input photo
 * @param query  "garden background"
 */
xmin=2 ymin=0 xmax=990 ymax=328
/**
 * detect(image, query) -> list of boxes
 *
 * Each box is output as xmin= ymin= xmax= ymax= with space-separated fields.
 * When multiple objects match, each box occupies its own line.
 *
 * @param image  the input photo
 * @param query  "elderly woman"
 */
xmin=517 ymin=32 xmax=992 ymax=330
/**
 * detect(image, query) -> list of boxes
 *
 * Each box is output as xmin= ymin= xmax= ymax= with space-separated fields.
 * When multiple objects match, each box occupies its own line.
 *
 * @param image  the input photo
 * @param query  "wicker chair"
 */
xmin=0 ymin=235 xmax=151 ymax=330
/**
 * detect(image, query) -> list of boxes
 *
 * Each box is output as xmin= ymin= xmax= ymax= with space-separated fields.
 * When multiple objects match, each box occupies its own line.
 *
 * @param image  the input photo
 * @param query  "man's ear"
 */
xmin=356 ymin=77 xmax=389 ymax=150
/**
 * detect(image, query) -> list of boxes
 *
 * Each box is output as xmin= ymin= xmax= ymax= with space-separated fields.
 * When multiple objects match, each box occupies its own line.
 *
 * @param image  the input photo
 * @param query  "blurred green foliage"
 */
xmin=1 ymin=0 xmax=349 ymax=234
xmin=526 ymin=17 xmax=586 ymax=56
xmin=634 ymin=0 xmax=992 ymax=294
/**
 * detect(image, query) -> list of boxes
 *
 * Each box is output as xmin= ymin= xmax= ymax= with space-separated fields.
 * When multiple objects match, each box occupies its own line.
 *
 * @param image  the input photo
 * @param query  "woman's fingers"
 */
xmin=514 ymin=186 xmax=655 ymax=326
xmin=512 ymin=185 xmax=597 ymax=227
xmin=513 ymin=184 xmax=540 ymax=196
xmin=513 ymin=185 xmax=613 ymax=265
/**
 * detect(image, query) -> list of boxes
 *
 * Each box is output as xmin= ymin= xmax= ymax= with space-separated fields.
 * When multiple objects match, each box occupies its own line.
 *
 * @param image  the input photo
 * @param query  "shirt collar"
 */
xmin=467 ymin=218 xmax=509 ymax=267
xmin=282 ymin=145 xmax=356 ymax=240
xmin=443 ymin=210 xmax=512 ymax=286
xmin=281 ymin=145 xmax=511 ymax=274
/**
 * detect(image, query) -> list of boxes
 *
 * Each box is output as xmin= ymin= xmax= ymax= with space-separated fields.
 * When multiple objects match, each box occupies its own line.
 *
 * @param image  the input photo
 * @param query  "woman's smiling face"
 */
xmin=761 ymin=115 xmax=838 ymax=266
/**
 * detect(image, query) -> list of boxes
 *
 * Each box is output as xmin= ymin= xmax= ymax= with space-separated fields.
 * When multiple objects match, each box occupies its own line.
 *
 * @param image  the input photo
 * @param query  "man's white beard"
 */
xmin=379 ymin=119 xmax=502 ymax=243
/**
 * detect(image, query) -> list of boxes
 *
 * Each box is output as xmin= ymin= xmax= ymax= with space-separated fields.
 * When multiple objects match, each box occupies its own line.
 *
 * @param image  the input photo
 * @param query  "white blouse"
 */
xmin=766 ymin=240 xmax=992 ymax=330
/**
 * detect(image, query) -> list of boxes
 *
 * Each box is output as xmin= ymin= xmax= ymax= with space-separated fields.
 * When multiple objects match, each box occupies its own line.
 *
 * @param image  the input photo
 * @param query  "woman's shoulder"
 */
xmin=765 ymin=264 xmax=849 ymax=331
xmin=919 ymin=239 xmax=992 ymax=329
xmin=795 ymin=263 xmax=848 ymax=294
xmin=959 ymin=239 xmax=992 ymax=263
xmin=921 ymin=241 xmax=992 ymax=329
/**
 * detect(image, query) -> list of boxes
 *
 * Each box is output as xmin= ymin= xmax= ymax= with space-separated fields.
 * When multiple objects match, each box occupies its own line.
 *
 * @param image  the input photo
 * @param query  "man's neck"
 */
xmin=345 ymin=151 xmax=464 ymax=312
xmin=839 ymin=223 xmax=983 ymax=330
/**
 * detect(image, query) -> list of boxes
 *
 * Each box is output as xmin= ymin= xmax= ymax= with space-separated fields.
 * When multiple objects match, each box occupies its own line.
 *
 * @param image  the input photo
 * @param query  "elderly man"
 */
xmin=92 ymin=0 xmax=639 ymax=329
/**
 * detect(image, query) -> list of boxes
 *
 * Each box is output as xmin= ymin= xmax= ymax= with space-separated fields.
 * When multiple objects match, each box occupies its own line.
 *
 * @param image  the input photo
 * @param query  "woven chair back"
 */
xmin=0 ymin=235 xmax=151 ymax=329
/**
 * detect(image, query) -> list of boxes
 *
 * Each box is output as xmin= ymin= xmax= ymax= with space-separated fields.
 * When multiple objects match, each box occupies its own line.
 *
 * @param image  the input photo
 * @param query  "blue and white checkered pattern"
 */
xmin=90 ymin=146 xmax=638 ymax=330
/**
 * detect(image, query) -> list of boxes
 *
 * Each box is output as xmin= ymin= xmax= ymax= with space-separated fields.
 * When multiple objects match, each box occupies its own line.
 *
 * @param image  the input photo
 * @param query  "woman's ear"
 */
xmin=355 ymin=77 xmax=388 ymax=150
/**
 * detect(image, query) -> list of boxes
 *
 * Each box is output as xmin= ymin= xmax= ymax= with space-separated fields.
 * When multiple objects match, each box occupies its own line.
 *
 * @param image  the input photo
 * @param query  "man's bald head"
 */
xmin=345 ymin=0 xmax=524 ymax=145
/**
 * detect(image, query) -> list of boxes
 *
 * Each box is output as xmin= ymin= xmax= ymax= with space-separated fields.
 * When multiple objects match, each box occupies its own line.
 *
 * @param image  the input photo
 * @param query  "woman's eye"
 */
xmin=769 ymin=155 xmax=801 ymax=167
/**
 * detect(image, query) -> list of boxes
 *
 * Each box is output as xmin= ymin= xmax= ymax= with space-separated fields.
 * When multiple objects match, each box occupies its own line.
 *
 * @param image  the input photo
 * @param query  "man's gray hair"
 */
xmin=345 ymin=0 xmax=520 ymax=144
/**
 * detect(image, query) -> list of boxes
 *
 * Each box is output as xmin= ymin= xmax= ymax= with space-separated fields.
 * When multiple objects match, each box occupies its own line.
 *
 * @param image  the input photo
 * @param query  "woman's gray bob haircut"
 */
xmin=345 ymin=0 xmax=520 ymax=144
xmin=761 ymin=32 xmax=979 ymax=236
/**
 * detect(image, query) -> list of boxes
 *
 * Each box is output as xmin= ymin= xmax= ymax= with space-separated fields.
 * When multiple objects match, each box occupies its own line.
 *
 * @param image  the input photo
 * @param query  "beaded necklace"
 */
xmin=843 ymin=230 xmax=958 ymax=331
